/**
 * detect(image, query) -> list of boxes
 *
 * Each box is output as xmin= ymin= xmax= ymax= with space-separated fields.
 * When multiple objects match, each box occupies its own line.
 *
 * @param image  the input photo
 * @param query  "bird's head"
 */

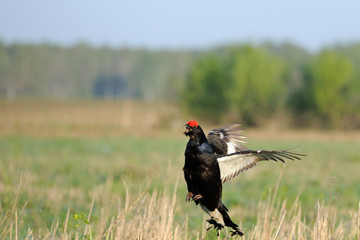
xmin=184 ymin=120 xmax=199 ymax=137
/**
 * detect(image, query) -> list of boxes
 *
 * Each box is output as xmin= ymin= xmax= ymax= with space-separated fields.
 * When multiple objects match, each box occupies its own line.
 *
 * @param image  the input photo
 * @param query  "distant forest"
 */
xmin=1 ymin=40 xmax=360 ymax=127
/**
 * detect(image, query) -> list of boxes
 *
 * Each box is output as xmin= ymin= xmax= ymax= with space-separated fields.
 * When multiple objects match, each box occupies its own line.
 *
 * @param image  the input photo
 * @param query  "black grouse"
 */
xmin=183 ymin=120 xmax=304 ymax=236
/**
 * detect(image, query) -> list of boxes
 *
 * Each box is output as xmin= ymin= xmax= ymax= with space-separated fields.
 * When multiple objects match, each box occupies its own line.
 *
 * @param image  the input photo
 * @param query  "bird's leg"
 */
xmin=193 ymin=194 xmax=203 ymax=201
xmin=186 ymin=192 xmax=203 ymax=202
xmin=185 ymin=192 xmax=194 ymax=202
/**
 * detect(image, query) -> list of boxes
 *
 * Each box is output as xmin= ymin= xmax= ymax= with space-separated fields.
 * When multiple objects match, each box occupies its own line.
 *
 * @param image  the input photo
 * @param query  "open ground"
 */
xmin=1 ymin=100 xmax=359 ymax=239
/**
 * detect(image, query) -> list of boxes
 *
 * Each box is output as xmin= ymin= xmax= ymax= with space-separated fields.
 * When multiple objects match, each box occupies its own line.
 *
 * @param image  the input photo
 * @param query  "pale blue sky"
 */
xmin=1 ymin=0 xmax=359 ymax=51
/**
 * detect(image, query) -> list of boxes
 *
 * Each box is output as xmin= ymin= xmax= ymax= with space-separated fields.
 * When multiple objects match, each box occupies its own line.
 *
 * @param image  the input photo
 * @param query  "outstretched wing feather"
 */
xmin=218 ymin=150 xmax=305 ymax=183
xmin=208 ymin=124 xmax=247 ymax=154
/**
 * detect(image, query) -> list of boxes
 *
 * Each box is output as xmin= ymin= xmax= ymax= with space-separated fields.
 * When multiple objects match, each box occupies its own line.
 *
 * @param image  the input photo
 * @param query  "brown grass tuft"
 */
xmin=1 ymin=174 xmax=359 ymax=239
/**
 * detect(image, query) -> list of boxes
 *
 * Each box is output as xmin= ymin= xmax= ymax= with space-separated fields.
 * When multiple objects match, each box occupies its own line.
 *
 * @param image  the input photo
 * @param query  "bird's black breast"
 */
xmin=183 ymin=149 xmax=222 ymax=210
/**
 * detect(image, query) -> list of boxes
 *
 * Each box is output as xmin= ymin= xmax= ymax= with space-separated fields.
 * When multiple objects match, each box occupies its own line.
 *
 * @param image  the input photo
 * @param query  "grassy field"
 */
xmin=1 ymin=100 xmax=360 ymax=239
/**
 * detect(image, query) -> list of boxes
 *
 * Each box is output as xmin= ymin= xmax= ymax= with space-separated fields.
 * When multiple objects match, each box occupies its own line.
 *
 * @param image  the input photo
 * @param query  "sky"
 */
xmin=1 ymin=0 xmax=359 ymax=51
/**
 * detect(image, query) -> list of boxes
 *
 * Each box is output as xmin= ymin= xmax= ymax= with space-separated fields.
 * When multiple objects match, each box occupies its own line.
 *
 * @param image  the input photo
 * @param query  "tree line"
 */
xmin=0 ymin=42 xmax=198 ymax=99
xmin=183 ymin=44 xmax=360 ymax=128
xmin=0 ymin=40 xmax=359 ymax=128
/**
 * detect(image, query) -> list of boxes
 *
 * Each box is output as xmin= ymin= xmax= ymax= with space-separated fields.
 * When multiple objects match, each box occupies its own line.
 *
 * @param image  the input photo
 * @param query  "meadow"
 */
xmin=0 ymin=100 xmax=360 ymax=239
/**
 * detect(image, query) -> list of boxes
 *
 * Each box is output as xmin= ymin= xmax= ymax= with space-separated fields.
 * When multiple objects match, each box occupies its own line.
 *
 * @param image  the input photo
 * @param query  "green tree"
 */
xmin=310 ymin=50 xmax=353 ymax=124
xmin=227 ymin=46 xmax=285 ymax=125
xmin=333 ymin=43 xmax=360 ymax=120
xmin=182 ymin=55 xmax=228 ymax=122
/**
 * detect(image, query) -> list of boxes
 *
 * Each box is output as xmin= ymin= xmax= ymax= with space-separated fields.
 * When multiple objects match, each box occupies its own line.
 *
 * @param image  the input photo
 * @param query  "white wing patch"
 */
xmin=226 ymin=142 xmax=237 ymax=154
xmin=217 ymin=153 xmax=260 ymax=183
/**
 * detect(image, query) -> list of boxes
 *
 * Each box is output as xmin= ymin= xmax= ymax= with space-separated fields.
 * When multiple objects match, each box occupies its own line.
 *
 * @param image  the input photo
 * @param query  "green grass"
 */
xmin=0 ymin=136 xmax=186 ymax=238
xmin=1 ymin=134 xmax=360 ymax=239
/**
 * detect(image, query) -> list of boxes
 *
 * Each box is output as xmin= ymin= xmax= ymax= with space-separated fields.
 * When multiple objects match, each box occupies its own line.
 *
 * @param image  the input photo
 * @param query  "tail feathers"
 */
xmin=201 ymin=202 xmax=244 ymax=236
xmin=217 ymin=202 xmax=244 ymax=236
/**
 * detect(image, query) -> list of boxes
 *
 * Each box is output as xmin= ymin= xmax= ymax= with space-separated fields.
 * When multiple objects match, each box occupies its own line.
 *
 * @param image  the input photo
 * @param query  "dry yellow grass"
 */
xmin=2 ymin=172 xmax=359 ymax=240
xmin=0 ymin=100 xmax=183 ymax=138
xmin=1 ymin=99 xmax=359 ymax=140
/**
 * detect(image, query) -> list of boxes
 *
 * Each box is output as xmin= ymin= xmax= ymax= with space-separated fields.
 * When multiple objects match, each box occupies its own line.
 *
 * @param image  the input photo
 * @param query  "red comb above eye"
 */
xmin=187 ymin=121 xmax=198 ymax=127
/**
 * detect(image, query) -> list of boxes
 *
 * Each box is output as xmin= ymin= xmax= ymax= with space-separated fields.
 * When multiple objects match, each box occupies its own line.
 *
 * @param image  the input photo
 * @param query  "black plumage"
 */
xmin=182 ymin=121 xmax=305 ymax=236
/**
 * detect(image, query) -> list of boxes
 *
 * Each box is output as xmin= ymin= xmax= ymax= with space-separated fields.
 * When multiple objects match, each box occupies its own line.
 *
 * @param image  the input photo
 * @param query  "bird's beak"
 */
xmin=184 ymin=125 xmax=191 ymax=135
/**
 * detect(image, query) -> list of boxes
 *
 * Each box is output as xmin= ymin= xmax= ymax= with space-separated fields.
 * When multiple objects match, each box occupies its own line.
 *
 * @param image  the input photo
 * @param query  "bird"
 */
xmin=183 ymin=120 xmax=304 ymax=237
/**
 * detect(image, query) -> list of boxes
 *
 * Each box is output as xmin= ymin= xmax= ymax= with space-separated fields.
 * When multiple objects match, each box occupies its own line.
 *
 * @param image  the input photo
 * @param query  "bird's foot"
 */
xmin=193 ymin=194 xmax=203 ymax=201
xmin=185 ymin=192 xmax=203 ymax=203
xmin=185 ymin=192 xmax=193 ymax=202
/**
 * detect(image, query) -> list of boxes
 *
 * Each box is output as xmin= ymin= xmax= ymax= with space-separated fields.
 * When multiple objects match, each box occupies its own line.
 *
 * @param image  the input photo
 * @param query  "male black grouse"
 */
xmin=183 ymin=120 xmax=304 ymax=236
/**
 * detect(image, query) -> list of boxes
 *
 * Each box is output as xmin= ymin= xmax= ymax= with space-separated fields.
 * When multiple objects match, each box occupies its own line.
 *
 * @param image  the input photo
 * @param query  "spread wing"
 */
xmin=207 ymin=124 xmax=247 ymax=155
xmin=217 ymin=150 xmax=305 ymax=183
